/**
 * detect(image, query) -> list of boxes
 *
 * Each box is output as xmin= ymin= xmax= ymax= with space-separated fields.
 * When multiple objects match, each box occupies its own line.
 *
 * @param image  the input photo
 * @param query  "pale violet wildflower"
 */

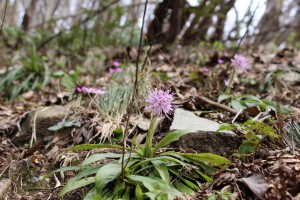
xmin=224 ymin=79 xmax=233 ymax=88
xmin=76 ymin=86 xmax=105 ymax=95
xmin=224 ymin=52 xmax=230 ymax=57
xmin=109 ymin=67 xmax=123 ymax=73
xmin=113 ymin=60 xmax=120 ymax=67
xmin=231 ymin=55 xmax=249 ymax=73
xmin=218 ymin=59 xmax=224 ymax=64
xmin=145 ymin=88 xmax=174 ymax=116
xmin=200 ymin=67 xmax=210 ymax=73
xmin=224 ymin=79 xmax=230 ymax=86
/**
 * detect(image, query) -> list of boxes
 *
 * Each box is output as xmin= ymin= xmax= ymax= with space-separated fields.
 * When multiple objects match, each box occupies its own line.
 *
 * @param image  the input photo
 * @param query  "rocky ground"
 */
xmin=1 ymin=46 xmax=300 ymax=199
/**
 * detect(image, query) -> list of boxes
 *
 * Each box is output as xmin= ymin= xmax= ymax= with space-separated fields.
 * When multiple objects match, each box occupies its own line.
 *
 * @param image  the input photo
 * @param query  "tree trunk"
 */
xmin=181 ymin=0 xmax=221 ymax=45
xmin=211 ymin=0 xmax=236 ymax=42
xmin=276 ymin=1 xmax=300 ymax=44
xmin=146 ymin=0 xmax=189 ymax=45
xmin=254 ymin=0 xmax=283 ymax=45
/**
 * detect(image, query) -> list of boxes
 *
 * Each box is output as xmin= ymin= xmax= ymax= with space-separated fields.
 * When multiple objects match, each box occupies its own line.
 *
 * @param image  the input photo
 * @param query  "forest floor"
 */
xmin=1 ymin=45 xmax=300 ymax=200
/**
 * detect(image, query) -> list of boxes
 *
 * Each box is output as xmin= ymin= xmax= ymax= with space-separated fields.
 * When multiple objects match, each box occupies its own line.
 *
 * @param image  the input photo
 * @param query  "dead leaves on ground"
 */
xmin=195 ymin=149 xmax=300 ymax=199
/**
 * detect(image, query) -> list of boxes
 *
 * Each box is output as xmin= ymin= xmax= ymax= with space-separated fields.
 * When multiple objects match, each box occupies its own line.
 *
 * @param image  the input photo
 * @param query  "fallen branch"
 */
xmin=195 ymin=95 xmax=238 ymax=115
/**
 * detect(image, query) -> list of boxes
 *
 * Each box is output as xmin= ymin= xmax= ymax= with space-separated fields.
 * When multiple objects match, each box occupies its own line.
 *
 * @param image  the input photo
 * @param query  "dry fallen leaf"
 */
xmin=238 ymin=172 xmax=269 ymax=200
xmin=0 ymin=178 xmax=11 ymax=198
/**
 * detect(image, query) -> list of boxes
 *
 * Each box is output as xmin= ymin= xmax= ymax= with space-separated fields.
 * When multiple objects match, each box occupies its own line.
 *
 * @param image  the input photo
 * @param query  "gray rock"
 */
xmin=170 ymin=108 xmax=241 ymax=155
xmin=280 ymin=71 xmax=300 ymax=83
xmin=171 ymin=108 xmax=234 ymax=134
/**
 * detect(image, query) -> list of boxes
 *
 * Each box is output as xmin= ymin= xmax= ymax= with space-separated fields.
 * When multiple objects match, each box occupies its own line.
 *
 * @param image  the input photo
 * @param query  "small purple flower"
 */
xmin=109 ymin=68 xmax=115 ymax=73
xmin=145 ymin=88 xmax=174 ymax=116
xmin=76 ymin=87 xmax=82 ymax=93
xmin=231 ymin=55 xmax=249 ymax=73
xmin=224 ymin=79 xmax=229 ymax=86
xmin=113 ymin=60 xmax=120 ymax=67
xmin=218 ymin=59 xmax=224 ymax=64
xmin=76 ymin=86 xmax=105 ymax=95
xmin=224 ymin=52 xmax=230 ymax=57
xmin=109 ymin=67 xmax=122 ymax=73
xmin=200 ymin=67 xmax=210 ymax=73
xmin=115 ymin=67 xmax=122 ymax=73
xmin=224 ymin=79 xmax=234 ymax=88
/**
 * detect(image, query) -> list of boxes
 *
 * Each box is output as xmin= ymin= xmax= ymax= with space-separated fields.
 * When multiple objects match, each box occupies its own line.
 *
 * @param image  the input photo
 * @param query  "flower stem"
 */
xmin=225 ymin=69 xmax=235 ymax=95
xmin=144 ymin=116 xmax=157 ymax=158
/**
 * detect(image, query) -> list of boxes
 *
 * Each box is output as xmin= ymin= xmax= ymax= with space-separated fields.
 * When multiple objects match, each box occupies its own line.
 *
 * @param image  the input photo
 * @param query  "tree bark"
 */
xmin=276 ymin=0 xmax=300 ymax=44
xmin=181 ymin=0 xmax=221 ymax=45
xmin=146 ymin=0 xmax=189 ymax=45
xmin=254 ymin=0 xmax=283 ymax=45
xmin=211 ymin=0 xmax=236 ymax=42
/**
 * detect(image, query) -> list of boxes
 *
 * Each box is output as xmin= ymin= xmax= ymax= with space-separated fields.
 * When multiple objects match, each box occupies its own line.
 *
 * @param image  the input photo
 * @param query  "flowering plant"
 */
xmin=144 ymin=88 xmax=174 ymax=157
xmin=225 ymin=54 xmax=249 ymax=94
xmin=54 ymin=88 xmax=231 ymax=200
xmin=231 ymin=54 xmax=249 ymax=73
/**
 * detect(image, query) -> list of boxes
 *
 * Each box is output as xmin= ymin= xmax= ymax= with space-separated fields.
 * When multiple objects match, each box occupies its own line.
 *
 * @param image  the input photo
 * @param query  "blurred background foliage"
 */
xmin=0 ymin=0 xmax=300 ymax=100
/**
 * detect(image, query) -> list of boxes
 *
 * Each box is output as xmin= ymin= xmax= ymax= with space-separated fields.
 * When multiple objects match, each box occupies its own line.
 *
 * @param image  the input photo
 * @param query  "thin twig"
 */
xmin=121 ymin=0 xmax=148 ymax=181
xmin=234 ymin=180 xmax=243 ymax=200
xmin=29 ymin=1 xmax=157 ymax=30
xmin=225 ymin=2 xmax=260 ymax=87
xmin=0 ymin=162 xmax=11 ymax=178
xmin=0 ymin=0 xmax=8 ymax=36
xmin=141 ymin=43 xmax=153 ymax=72
xmin=134 ymin=0 xmax=148 ymax=89
xmin=231 ymin=1 xmax=260 ymax=56
xmin=196 ymin=95 xmax=238 ymax=115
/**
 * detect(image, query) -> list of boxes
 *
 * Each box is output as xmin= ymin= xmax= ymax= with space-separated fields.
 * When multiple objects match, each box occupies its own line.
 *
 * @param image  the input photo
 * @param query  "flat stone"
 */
xmin=170 ymin=131 xmax=241 ymax=155
xmin=280 ymin=71 xmax=300 ymax=83
xmin=169 ymin=108 xmax=241 ymax=155
xmin=170 ymin=108 xmax=234 ymax=134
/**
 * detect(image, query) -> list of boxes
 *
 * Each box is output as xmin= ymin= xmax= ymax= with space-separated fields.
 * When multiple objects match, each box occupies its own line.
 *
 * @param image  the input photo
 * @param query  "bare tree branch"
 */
xmin=0 ymin=0 xmax=8 ymax=36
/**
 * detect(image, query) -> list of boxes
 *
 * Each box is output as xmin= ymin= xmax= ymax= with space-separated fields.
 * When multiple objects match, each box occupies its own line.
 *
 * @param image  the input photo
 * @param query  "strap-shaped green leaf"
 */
xmin=153 ymin=129 xmax=191 ymax=153
xmin=151 ymin=160 xmax=170 ymax=182
xmin=95 ymin=163 xmax=122 ymax=194
xmin=59 ymin=177 xmax=95 ymax=197
xmin=179 ymin=153 xmax=231 ymax=168
xmin=81 ymin=153 xmax=124 ymax=167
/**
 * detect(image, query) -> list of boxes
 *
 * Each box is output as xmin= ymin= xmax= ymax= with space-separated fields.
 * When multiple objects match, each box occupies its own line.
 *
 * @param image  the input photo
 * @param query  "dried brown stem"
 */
xmin=196 ymin=95 xmax=238 ymax=115
xmin=121 ymin=0 xmax=148 ymax=181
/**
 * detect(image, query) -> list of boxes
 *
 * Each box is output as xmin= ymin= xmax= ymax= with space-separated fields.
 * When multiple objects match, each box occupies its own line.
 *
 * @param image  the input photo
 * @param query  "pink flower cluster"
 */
xmin=200 ymin=67 xmax=210 ymax=73
xmin=109 ymin=60 xmax=122 ymax=73
xmin=113 ymin=60 xmax=120 ymax=67
xmin=218 ymin=59 xmax=224 ymax=64
xmin=109 ymin=67 xmax=122 ymax=73
xmin=145 ymin=88 xmax=174 ymax=116
xmin=231 ymin=55 xmax=249 ymax=73
xmin=76 ymin=86 xmax=105 ymax=95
